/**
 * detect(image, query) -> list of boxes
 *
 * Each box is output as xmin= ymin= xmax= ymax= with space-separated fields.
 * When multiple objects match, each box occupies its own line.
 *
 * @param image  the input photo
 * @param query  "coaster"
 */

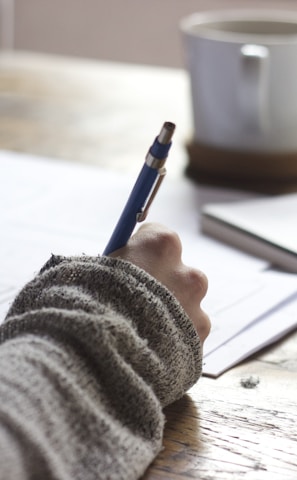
xmin=185 ymin=141 xmax=297 ymax=194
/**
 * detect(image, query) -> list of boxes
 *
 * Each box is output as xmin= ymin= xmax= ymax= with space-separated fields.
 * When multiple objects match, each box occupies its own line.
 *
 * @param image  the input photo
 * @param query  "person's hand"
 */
xmin=109 ymin=223 xmax=210 ymax=344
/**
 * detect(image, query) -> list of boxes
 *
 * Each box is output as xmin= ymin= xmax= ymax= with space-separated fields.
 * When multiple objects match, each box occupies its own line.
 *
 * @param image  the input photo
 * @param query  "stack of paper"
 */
xmin=1 ymin=150 xmax=296 ymax=377
xmin=202 ymin=270 xmax=297 ymax=376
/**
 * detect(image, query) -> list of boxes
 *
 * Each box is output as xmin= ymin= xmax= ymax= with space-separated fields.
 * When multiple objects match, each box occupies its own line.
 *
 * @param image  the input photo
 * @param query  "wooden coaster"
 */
xmin=185 ymin=141 xmax=297 ymax=194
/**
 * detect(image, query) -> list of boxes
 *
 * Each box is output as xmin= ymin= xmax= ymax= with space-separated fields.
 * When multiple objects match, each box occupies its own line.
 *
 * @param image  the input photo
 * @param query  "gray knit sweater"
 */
xmin=0 ymin=254 xmax=202 ymax=480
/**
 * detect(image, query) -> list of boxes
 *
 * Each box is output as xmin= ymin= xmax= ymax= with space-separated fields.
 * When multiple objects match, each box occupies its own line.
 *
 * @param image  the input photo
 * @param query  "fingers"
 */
xmin=110 ymin=223 xmax=211 ymax=343
xmin=171 ymin=264 xmax=211 ymax=343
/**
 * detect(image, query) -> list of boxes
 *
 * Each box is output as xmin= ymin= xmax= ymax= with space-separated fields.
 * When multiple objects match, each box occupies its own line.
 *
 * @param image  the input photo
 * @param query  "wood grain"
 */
xmin=144 ymin=334 xmax=297 ymax=480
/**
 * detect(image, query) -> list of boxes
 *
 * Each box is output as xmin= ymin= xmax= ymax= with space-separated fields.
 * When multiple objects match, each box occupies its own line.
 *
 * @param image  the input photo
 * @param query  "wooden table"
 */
xmin=0 ymin=51 xmax=190 ymax=177
xmin=1 ymin=51 xmax=296 ymax=480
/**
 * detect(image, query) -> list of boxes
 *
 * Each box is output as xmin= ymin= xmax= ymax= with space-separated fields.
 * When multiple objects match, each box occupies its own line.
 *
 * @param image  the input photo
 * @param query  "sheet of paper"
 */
xmin=1 ymin=149 xmax=296 ymax=377
xmin=203 ymin=292 xmax=297 ymax=377
xmin=202 ymin=269 xmax=297 ymax=357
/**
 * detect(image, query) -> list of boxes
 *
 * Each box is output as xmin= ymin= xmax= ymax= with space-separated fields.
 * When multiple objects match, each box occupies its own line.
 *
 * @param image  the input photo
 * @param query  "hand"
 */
xmin=110 ymin=223 xmax=210 ymax=344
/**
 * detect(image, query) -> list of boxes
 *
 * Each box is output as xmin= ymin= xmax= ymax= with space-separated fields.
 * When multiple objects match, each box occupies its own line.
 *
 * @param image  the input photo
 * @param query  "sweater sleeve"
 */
xmin=0 ymin=254 xmax=202 ymax=480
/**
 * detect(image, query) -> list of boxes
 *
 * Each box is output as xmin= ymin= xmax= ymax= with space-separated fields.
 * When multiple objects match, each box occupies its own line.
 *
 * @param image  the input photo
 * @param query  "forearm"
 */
xmin=0 ymin=255 xmax=202 ymax=480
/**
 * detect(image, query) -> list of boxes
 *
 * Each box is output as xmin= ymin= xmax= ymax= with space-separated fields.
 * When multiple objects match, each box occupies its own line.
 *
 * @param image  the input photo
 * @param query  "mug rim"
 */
xmin=180 ymin=9 xmax=297 ymax=44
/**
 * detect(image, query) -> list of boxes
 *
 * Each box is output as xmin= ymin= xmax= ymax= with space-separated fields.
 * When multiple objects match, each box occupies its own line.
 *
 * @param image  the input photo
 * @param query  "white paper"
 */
xmin=203 ymin=269 xmax=297 ymax=357
xmin=203 ymin=292 xmax=297 ymax=377
xmin=1 ymin=150 xmax=296 ymax=377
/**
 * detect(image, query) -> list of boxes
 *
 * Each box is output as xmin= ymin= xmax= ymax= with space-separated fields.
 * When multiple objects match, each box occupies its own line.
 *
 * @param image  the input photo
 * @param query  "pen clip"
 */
xmin=136 ymin=167 xmax=166 ymax=222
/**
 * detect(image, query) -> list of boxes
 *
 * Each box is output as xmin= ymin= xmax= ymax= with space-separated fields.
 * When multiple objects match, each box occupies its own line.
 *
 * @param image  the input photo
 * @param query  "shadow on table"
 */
xmin=142 ymin=394 xmax=203 ymax=479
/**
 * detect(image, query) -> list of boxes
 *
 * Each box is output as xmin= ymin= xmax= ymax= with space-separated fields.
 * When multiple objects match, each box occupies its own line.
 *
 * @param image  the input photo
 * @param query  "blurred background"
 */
xmin=4 ymin=0 xmax=297 ymax=67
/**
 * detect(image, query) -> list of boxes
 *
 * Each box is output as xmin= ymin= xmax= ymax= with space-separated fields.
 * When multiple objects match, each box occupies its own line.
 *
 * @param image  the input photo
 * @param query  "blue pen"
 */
xmin=103 ymin=121 xmax=176 ymax=255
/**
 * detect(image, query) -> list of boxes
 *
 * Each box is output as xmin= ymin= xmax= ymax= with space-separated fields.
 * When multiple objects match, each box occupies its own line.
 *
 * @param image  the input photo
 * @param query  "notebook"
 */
xmin=201 ymin=193 xmax=297 ymax=273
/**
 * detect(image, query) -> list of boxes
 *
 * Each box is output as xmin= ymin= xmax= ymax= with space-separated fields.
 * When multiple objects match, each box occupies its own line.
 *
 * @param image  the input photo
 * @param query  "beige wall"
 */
xmin=14 ymin=0 xmax=297 ymax=67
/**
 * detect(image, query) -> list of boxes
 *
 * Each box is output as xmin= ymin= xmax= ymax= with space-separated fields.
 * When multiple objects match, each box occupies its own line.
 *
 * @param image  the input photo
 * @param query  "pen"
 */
xmin=103 ymin=121 xmax=176 ymax=255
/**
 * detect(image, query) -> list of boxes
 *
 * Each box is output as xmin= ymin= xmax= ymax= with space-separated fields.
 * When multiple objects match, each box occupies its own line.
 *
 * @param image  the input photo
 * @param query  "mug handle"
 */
xmin=239 ymin=44 xmax=269 ymax=132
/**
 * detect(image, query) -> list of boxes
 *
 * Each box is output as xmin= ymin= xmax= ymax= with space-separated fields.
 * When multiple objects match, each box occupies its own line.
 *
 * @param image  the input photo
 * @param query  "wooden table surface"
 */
xmin=1 ymin=51 xmax=296 ymax=480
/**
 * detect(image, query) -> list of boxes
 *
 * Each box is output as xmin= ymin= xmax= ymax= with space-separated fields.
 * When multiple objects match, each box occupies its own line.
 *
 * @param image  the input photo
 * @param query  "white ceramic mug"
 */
xmin=180 ymin=10 xmax=297 ymax=152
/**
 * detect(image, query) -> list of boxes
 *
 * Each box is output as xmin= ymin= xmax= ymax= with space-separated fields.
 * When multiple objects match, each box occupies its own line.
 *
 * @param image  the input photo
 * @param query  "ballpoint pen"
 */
xmin=103 ymin=121 xmax=176 ymax=255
